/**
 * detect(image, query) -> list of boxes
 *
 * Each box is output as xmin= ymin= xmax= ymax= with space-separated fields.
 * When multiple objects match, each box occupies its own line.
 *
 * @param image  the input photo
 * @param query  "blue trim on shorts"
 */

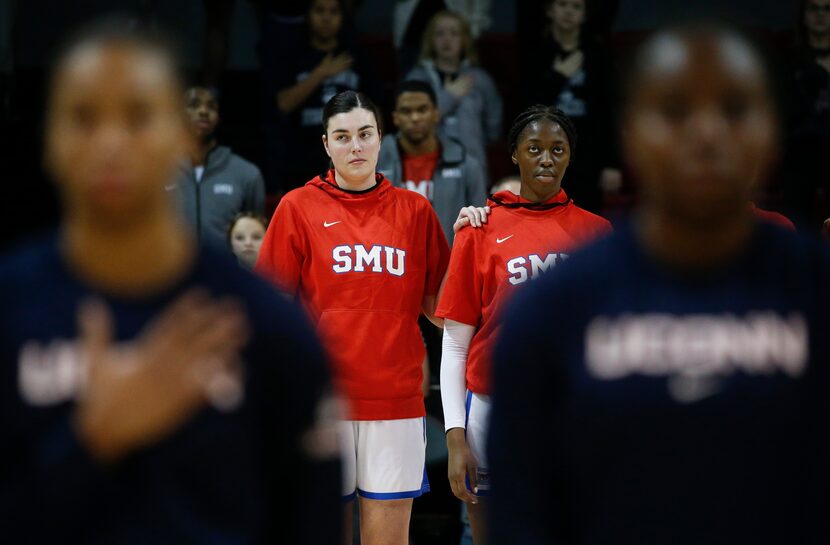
xmin=342 ymin=490 xmax=357 ymax=503
xmin=357 ymin=488 xmax=424 ymax=500
xmin=358 ymin=464 xmax=430 ymax=501
xmin=464 ymin=390 xmax=473 ymax=432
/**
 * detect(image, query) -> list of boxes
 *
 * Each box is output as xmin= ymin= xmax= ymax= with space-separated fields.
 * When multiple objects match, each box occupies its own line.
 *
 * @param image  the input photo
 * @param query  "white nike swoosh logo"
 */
xmin=323 ymin=221 xmax=341 ymax=228
xmin=496 ymin=235 xmax=514 ymax=244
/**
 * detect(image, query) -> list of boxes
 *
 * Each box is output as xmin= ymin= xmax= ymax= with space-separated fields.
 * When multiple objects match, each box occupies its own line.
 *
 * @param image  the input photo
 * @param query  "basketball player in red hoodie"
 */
xmin=436 ymin=105 xmax=612 ymax=544
xmin=256 ymin=90 xmax=450 ymax=545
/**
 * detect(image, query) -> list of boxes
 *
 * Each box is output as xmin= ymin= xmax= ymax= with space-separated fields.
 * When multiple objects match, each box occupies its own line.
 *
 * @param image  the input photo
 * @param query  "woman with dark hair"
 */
xmin=259 ymin=0 xmax=380 ymax=194
xmin=436 ymin=105 xmax=611 ymax=544
xmin=526 ymin=0 xmax=619 ymax=213
xmin=256 ymin=90 xmax=450 ymax=545
xmin=784 ymin=0 xmax=830 ymax=226
xmin=406 ymin=10 xmax=502 ymax=183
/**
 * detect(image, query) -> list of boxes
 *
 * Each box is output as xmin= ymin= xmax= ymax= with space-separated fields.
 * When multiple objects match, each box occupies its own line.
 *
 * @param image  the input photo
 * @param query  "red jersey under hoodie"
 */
xmin=436 ymin=189 xmax=612 ymax=395
xmin=256 ymin=170 xmax=450 ymax=420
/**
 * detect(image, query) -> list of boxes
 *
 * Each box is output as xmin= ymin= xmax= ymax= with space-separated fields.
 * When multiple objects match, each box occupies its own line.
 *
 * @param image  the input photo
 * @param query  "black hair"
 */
xmin=393 ymin=80 xmax=438 ymax=108
xmin=321 ymin=90 xmax=383 ymax=134
xmin=507 ymin=105 xmax=578 ymax=157
xmin=49 ymin=15 xmax=184 ymax=96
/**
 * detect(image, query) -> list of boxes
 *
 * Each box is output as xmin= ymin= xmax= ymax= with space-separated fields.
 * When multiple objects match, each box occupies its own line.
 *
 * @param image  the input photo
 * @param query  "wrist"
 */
xmin=73 ymin=409 xmax=126 ymax=463
xmin=446 ymin=427 xmax=466 ymax=445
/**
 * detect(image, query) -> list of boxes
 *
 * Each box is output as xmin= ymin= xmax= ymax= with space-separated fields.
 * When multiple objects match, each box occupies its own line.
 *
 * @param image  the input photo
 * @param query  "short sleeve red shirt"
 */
xmin=435 ymin=189 xmax=612 ymax=395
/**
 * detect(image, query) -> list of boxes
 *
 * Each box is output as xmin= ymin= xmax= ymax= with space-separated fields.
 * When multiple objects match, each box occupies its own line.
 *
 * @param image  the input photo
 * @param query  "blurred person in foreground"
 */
xmin=174 ymin=85 xmax=265 ymax=246
xmin=0 ymin=17 xmax=340 ymax=545
xmin=488 ymin=23 xmax=830 ymax=545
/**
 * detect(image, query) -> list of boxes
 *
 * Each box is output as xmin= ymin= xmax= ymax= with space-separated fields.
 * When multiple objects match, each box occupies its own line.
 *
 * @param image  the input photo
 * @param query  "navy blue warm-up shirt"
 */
xmin=488 ymin=220 xmax=830 ymax=545
xmin=0 ymin=236 xmax=340 ymax=545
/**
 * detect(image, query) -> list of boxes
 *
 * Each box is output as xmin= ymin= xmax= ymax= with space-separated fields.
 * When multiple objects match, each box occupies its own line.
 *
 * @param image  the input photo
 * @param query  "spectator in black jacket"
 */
xmin=525 ymin=0 xmax=620 ymax=213
xmin=784 ymin=0 xmax=830 ymax=227
xmin=260 ymin=0 xmax=380 ymax=194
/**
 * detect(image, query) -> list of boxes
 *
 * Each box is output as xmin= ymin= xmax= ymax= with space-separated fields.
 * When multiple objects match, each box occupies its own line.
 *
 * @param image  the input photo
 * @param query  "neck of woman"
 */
xmin=520 ymin=184 xmax=561 ymax=203
xmin=311 ymin=35 xmax=338 ymax=52
xmin=636 ymin=207 xmax=754 ymax=271
xmin=334 ymin=169 xmax=377 ymax=191
xmin=553 ymin=25 xmax=580 ymax=50
xmin=61 ymin=205 xmax=196 ymax=298
xmin=435 ymin=55 xmax=461 ymax=73
xmin=809 ymin=30 xmax=830 ymax=51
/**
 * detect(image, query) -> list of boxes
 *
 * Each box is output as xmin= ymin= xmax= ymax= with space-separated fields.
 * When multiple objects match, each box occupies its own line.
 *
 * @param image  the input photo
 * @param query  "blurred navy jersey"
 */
xmin=488 ymin=221 xmax=830 ymax=545
xmin=0 ymin=236 xmax=340 ymax=545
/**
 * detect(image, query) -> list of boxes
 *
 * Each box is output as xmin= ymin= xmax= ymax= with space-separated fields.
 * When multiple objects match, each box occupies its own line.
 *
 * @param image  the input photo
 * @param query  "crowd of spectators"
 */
xmin=179 ymin=0 xmax=830 ymax=235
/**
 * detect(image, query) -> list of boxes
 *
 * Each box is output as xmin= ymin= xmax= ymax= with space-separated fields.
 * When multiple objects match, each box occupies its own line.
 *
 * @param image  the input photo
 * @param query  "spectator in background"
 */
xmin=490 ymin=175 xmax=521 ymax=195
xmin=378 ymin=80 xmax=487 ymax=247
xmin=261 ymin=0 xmax=380 ymax=195
xmin=174 ymin=86 xmax=265 ymax=245
xmin=784 ymin=0 xmax=830 ymax=227
xmin=394 ymin=0 xmax=446 ymax=76
xmin=407 ymin=11 xmax=502 ymax=186
xmin=526 ymin=0 xmax=620 ymax=213
xmin=228 ymin=212 xmax=268 ymax=268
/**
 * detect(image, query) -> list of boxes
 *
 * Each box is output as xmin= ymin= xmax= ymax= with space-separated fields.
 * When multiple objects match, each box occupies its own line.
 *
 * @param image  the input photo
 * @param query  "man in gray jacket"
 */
xmin=378 ymin=80 xmax=487 ymax=246
xmin=173 ymin=86 xmax=265 ymax=245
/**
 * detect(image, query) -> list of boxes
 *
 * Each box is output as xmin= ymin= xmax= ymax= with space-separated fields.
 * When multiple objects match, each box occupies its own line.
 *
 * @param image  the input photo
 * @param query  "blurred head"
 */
xmin=184 ymin=86 xmax=219 ymax=141
xmin=547 ymin=0 xmax=586 ymax=35
xmin=392 ymin=81 xmax=440 ymax=145
xmin=421 ymin=11 xmax=478 ymax=65
xmin=45 ymin=17 xmax=187 ymax=230
xmin=621 ymin=24 xmax=778 ymax=230
xmin=228 ymin=212 xmax=267 ymax=268
xmin=491 ymin=176 xmax=522 ymax=195
xmin=308 ymin=0 xmax=343 ymax=43
xmin=803 ymin=0 xmax=830 ymax=37
xmin=509 ymin=105 xmax=577 ymax=202
xmin=322 ymin=91 xmax=381 ymax=183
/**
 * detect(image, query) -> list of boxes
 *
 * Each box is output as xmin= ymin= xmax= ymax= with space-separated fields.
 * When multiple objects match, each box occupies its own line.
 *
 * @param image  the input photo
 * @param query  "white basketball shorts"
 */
xmin=465 ymin=390 xmax=491 ymax=496
xmin=340 ymin=417 xmax=429 ymax=501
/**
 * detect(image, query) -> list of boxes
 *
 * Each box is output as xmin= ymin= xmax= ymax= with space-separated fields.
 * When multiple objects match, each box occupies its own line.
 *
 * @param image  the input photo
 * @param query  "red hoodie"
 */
xmin=436 ymin=189 xmax=612 ymax=395
xmin=256 ymin=170 xmax=450 ymax=420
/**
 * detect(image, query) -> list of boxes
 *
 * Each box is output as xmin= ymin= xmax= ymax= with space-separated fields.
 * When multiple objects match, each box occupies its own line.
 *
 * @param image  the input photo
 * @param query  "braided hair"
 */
xmin=507 ymin=105 xmax=578 ymax=159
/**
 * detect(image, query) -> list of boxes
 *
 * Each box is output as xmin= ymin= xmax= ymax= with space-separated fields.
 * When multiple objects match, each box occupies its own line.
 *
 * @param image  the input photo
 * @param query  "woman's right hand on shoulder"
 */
xmin=454 ymin=205 xmax=491 ymax=233
xmin=446 ymin=428 xmax=479 ymax=504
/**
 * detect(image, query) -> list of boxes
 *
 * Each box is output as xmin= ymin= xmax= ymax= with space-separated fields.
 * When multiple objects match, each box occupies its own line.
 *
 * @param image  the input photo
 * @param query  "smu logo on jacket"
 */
xmin=507 ymin=252 xmax=569 ymax=285
xmin=332 ymin=244 xmax=406 ymax=276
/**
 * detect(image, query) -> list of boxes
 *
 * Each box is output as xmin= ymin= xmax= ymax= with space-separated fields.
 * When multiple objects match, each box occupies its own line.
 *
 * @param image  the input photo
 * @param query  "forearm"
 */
xmin=276 ymin=69 xmax=325 ymax=114
xmin=441 ymin=320 xmax=475 ymax=431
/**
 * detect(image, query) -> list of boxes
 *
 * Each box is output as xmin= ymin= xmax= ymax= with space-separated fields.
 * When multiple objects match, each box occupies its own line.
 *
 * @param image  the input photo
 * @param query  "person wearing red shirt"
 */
xmin=436 ymin=105 xmax=612 ymax=544
xmin=255 ymin=91 xmax=450 ymax=545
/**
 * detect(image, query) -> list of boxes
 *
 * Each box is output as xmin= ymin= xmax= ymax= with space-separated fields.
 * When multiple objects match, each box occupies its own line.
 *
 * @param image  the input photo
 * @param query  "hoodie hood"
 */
xmin=488 ymin=188 xmax=571 ymax=210
xmin=307 ymin=169 xmax=393 ymax=202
